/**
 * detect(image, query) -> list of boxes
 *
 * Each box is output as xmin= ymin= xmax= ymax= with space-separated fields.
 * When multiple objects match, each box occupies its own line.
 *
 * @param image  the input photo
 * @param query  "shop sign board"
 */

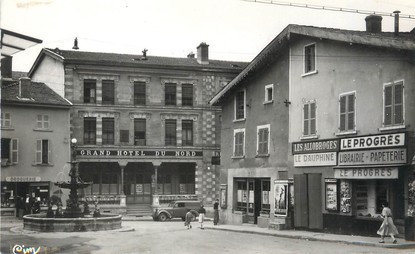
xmin=340 ymin=133 xmax=405 ymax=151
xmin=78 ymin=149 xmax=203 ymax=157
xmin=334 ymin=167 xmax=399 ymax=179
xmin=294 ymin=152 xmax=337 ymax=167
xmin=338 ymin=148 xmax=406 ymax=166
xmin=292 ymin=139 xmax=339 ymax=154
xmin=5 ymin=176 xmax=41 ymax=182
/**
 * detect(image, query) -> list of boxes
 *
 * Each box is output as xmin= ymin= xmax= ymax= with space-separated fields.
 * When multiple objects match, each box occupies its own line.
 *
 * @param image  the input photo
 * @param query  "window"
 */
xmin=264 ymin=84 xmax=273 ymax=103
xmin=304 ymin=44 xmax=316 ymax=74
xmin=165 ymin=83 xmax=176 ymax=106
xmin=236 ymin=180 xmax=248 ymax=212
xmin=134 ymin=81 xmax=146 ymax=105
xmin=261 ymin=180 xmax=271 ymax=214
xmin=165 ymin=119 xmax=177 ymax=146
xmin=1 ymin=113 xmax=11 ymax=128
xmin=36 ymin=114 xmax=49 ymax=129
xmin=233 ymin=129 xmax=245 ymax=157
xmin=84 ymin=79 xmax=96 ymax=103
xmin=234 ymin=90 xmax=246 ymax=120
xmin=157 ymin=174 xmax=172 ymax=194
xmin=102 ymin=80 xmax=114 ymax=105
xmin=257 ymin=124 xmax=270 ymax=155
xmin=182 ymin=84 xmax=193 ymax=106
xmin=84 ymin=117 xmax=96 ymax=145
xmin=134 ymin=119 xmax=146 ymax=146
xmin=1 ymin=138 xmax=18 ymax=164
xmin=120 ymin=130 xmax=129 ymax=143
xmin=339 ymin=92 xmax=355 ymax=132
xmin=384 ymin=81 xmax=404 ymax=127
xmin=102 ymin=118 xmax=114 ymax=145
xmin=303 ymin=101 xmax=316 ymax=136
xmin=179 ymin=174 xmax=195 ymax=194
xmin=35 ymin=139 xmax=50 ymax=164
xmin=182 ymin=120 xmax=193 ymax=146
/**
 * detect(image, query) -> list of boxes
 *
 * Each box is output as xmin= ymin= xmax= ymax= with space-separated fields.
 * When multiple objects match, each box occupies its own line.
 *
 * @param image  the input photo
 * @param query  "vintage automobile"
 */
xmin=152 ymin=200 xmax=201 ymax=221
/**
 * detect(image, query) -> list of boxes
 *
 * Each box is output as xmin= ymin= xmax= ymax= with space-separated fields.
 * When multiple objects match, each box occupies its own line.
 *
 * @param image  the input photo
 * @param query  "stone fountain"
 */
xmin=23 ymin=138 xmax=122 ymax=232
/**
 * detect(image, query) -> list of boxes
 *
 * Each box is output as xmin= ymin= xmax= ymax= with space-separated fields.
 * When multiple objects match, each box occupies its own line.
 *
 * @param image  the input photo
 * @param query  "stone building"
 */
xmin=28 ymin=43 xmax=246 ymax=214
xmin=210 ymin=14 xmax=415 ymax=238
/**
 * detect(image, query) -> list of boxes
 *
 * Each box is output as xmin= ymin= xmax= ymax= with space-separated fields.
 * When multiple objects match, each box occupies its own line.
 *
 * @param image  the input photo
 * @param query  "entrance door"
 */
xmin=124 ymin=163 xmax=153 ymax=204
xmin=247 ymin=179 xmax=255 ymax=223
xmin=294 ymin=173 xmax=322 ymax=229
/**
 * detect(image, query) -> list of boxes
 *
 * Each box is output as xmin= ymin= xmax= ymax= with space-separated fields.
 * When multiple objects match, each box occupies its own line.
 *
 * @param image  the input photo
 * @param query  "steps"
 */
xmin=126 ymin=204 xmax=153 ymax=217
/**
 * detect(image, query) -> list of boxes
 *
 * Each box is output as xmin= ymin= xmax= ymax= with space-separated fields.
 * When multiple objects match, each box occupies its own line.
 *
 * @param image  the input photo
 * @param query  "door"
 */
xmin=247 ymin=179 xmax=255 ymax=223
xmin=294 ymin=173 xmax=322 ymax=229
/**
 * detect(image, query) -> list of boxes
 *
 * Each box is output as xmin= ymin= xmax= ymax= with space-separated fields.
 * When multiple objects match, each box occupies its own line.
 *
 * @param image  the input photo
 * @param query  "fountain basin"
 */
xmin=23 ymin=213 xmax=122 ymax=232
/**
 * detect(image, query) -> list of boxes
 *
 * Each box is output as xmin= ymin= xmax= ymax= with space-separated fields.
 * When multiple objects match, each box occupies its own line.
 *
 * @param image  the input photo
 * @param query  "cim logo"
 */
xmin=12 ymin=245 xmax=41 ymax=254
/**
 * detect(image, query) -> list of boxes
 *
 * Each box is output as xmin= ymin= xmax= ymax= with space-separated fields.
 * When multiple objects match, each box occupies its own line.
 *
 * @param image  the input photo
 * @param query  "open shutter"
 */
xmin=339 ymin=96 xmax=346 ymax=131
xmin=303 ymin=104 xmax=309 ymax=135
xmin=36 ymin=139 xmax=42 ymax=164
xmin=310 ymin=103 xmax=316 ymax=135
xmin=347 ymin=94 xmax=355 ymax=130
xmin=384 ymin=85 xmax=392 ymax=126
xmin=394 ymin=82 xmax=403 ymax=125
xmin=47 ymin=139 xmax=51 ymax=164
xmin=11 ymin=139 xmax=18 ymax=163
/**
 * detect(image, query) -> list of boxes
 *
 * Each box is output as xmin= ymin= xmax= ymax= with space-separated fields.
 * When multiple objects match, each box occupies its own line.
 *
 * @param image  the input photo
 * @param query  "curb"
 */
xmin=205 ymin=226 xmax=415 ymax=249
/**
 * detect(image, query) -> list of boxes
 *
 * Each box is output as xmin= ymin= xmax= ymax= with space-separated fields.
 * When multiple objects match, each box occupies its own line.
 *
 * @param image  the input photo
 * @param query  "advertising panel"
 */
xmin=274 ymin=180 xmax=288 ymax=216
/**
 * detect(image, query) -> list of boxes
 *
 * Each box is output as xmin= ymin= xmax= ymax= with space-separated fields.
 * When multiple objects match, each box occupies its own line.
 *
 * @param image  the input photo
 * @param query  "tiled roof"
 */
xmin=45 ymin=48 xmax=248 ymax=70
xmin=210 ymin=24 xmax=415 ymax=105
xmin=1 ymin=81 xmax=71 ymax=107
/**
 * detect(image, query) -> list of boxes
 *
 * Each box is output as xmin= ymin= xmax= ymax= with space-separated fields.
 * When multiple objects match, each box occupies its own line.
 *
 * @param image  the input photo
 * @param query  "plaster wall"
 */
xmin=31 ymin=56 xmax=65 ymax=97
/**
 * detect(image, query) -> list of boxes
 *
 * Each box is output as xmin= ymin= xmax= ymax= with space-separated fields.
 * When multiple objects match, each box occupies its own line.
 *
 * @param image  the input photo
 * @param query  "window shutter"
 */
xmin=36 ymin=139 xmax=42 ymax=164
xmin=384 ymin=86 xmax=392 ymax=126
xmin=11 ymin=139 xmax=18 ymax=163
xmin=310 ymin=103 xmax=316 ymax=135
xmin=44 ymin=115 xmax=49 ymax=129
xmin=339 ymin=96 xmax=346 ymax=131
xmin=303 ymin=104 xmax=309 ymax=135
xmin=394 ymin=83 xmax=403 ymax=124
xmin=48 ymin=139 xmax=51 ymax=164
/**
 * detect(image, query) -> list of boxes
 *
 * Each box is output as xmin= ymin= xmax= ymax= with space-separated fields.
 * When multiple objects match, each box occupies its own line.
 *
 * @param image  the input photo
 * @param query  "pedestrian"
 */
xmin=213 ymin=198 xmax=219 ymax=225
xmin=32 ymin=197 xmax=41 ymax=214
xmin=184 ymin=209 xmax=193 ymax=229
xmin=198 ymin=204 xmax=206 ymax=229
xmin=377 ymin=201 xmax=398 ymax=244
xmin=24 ymin=194 xmax=32 ymax=215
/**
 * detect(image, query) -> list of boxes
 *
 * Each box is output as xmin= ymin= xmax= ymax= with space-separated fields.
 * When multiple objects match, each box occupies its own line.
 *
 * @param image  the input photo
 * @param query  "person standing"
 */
xmin=184 ymin=209 xmax=193 ymax=229
xmin=24 ymin=194 xmax=32 ymax=215
xmin=213 ymin=199 xmax=219 ymax=225
xmin=198 ymin=204 xmax=206 ymax=229
xmin=377 ymin=201 xmax=399 ymax=244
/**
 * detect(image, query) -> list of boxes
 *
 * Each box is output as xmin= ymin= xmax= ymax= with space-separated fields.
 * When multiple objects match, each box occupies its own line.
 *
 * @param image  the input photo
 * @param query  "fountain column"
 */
xmin=119 ymin=162 xmax=127 ymax=208
xmin=64 ymin=138 xmax=83 ymax=218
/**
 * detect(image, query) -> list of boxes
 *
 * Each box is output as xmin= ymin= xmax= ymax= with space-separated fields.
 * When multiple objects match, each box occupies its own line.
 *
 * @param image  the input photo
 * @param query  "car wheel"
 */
xmin=181 ymin=217 xmax=186 ymax=221
xmin=158 ymin=213 xmax=168 ymax=222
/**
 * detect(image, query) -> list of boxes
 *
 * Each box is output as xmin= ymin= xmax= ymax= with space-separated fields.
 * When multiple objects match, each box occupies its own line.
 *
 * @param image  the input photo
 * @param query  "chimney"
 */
xmin=365 ymin=15 xmax=382 ymax=33
xmin=1 ymin=56 xmax=13 ymax=79
xmin=72 ymin=37 xmax=79 ymax=50
xmin=187 ymin=52 xmax=195 ymax=58
xmin=197 ymin=42 xmax=209 ymax=65
xmin=394 ymin=10 xmax=400 ymax=36
xmin=19 ymin=77 xmax=31 ymax=98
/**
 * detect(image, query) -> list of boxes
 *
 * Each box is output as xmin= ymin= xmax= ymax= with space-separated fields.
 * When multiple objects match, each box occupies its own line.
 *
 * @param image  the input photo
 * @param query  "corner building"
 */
xmin=28 ymin=43 xmax=246 ymax=214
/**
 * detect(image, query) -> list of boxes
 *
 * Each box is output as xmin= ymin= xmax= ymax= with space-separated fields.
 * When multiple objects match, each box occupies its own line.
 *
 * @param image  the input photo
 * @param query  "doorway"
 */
xmin=294 ymin=173 xmax=322 ymax=229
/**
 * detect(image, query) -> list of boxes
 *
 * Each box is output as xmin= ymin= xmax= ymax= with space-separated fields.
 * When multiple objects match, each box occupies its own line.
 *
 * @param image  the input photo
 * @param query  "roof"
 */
xmin=0 ymin=28 xmax=42 ymax=58
xmin=1 ymin=81 xmax=72 ymax=108
xmin=28 ymin=48 xmax=248 ymax=76
xmin=209 ymin=24 xmax=415 ymax=105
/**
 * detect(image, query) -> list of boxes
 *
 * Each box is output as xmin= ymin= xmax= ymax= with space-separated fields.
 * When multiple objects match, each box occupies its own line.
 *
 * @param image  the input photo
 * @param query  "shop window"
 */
xmin=376 ymin=181 xmax=388 ymax=214
xmin=182 ymin=84 xmax=193 ymax=106
xmin=257 ymin=125 xmax=270 ymax=155
xmin=233 ymin=129 xmax=245 ymax=157
xmin=236 ymin=180 xmax=247 ymax=212
xmin=1 ymin=112 xmax=11 ymax=128
xmin=102 ymin=173 xmax=118 ymax=195
xmin=102 ymin=118 xmax=114 ymax=145
xmin=134 ymin=81 xmax=146 ymax=105
xmin=35 ymin=139 xmax=50 ymax=165
xmin=157 ymin=174 xmax=172 ymax=195
xmin=339 ymin=92 xmax=355 ymax=132
xmin=165 ymin=119 xmax=177 ymax=146
xmin=355 ymin=180 xmax=389 ymax=217
xmin=92 ymin=174 xmax=100 ymax=194
xmin=182 ymin=120 xmax=193 ymax=146
xmin=304 ymin=43 xmax=316 ymax=74
xmin=384 ymin=81 xmax=404 ymax=127
xmin=303 ymin=101 xmax=316 ymax=136
xmin=84 ymin=117 xmax=96 ymax=145
xmin=261 ymin=180 xmax=271 ymax=214
xmin=234 ymin=90 xmax=246 ymax=120
xmin=134 ymin=119 xmax=146 ymax=146
xmin=165 ymin=83 xmax=176 ymax=106
xmin=84 ymin=79 xmax=96 ymax=103
xmin=36 ymin=114 xmax=50 ymax=129
xmin=102 ymin=80 xmax=115 ymax=105
xmin=179 ymin=174 xmax=194 ymax=194
xmin=1 ymin=138 xmax=18 ymax=164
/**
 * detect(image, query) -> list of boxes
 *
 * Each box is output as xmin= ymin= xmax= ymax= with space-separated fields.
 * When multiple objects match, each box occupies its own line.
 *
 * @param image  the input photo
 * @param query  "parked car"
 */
xmin=152 ymin=200 xmax=201 ymax=221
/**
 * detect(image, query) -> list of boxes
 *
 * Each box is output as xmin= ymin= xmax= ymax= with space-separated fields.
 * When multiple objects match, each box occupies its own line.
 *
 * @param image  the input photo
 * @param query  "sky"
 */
xmin=1 ymin=0 xmax=415 ymax=72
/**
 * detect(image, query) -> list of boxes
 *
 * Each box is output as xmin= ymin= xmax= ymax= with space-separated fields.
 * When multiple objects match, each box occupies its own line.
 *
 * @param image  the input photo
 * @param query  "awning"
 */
xmin=1 ymin=29 xmax=42 ymax=58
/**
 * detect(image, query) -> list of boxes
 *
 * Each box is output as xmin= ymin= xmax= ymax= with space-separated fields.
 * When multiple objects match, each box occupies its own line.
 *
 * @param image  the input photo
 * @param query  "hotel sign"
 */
xmin=334 ymin=167 xmax=398 ymax=179
xmin=294 ymin=152 xmax=337 ymax=167
xmin=292 ymin=139 xmax=339 ymax=154
xmin=338 ymin=148 xmax=406 ymax=166
xmin=340 ymin=133 xmax=405 ymax=150
xmin=6 ymin=176 xmax=41 ymax=182
xmin=78 ymin=149 xmax=203 ymax=157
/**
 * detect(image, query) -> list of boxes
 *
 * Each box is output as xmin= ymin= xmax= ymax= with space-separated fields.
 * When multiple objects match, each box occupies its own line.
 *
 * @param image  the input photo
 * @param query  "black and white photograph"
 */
xmin=1 ymin=0 xmax=415 ymax=253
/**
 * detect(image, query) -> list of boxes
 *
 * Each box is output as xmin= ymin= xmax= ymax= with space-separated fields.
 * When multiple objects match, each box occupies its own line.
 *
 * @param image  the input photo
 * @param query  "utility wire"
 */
xmin=242 ymin=0 xmax=415 ymax=19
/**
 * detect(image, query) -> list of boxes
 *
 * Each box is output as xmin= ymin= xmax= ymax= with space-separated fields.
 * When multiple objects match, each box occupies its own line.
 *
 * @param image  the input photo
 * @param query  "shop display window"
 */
xmin=261 ymin=180 xmax=270 ymax=214
xmin=236 ymin=180 xmax=247 ymax=212
xmin=354 ymin=180 xmax=389 ymax=217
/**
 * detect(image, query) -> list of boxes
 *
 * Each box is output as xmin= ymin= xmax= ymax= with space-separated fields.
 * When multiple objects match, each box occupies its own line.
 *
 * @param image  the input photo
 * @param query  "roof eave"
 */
xmin=28 ymin=48 xmax=65 ymax=77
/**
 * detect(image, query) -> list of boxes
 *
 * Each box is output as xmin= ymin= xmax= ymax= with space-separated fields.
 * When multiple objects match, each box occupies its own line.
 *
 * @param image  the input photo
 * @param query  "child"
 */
xmin=198 ymin=205 xmax=206 ymax=229
xmin=184 ymin=209 xmax=193 ymax=229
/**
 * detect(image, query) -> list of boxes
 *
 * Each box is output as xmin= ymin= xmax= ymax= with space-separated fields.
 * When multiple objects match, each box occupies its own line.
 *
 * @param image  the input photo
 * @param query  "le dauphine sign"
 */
xmin=77 ymin=149 xmax=203 ymax=158
xmin=292 ymin=139 xmax=339 ymax=167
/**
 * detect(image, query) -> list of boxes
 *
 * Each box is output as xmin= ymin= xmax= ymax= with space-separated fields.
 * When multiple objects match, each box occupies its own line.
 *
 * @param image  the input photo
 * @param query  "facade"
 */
xmin=28 ymin=43 xmax=246 ymax=214
xmin=210 ymin=15 xmax=415 ymax=237
xmin=1 ymin=76 xmax=72 ymax=212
